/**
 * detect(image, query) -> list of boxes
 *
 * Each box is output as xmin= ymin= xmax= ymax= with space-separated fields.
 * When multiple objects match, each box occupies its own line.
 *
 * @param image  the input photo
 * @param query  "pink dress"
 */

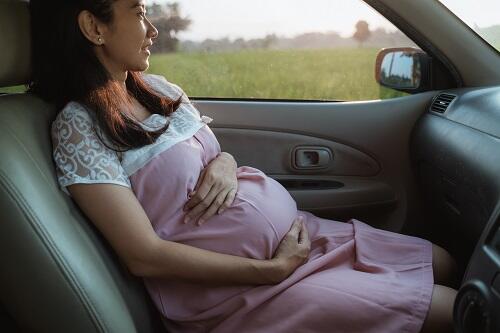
xmin=130 ymin=123 xmax=434 ymax=333
xmin=52 ymin=74 xmax=433 ymax=333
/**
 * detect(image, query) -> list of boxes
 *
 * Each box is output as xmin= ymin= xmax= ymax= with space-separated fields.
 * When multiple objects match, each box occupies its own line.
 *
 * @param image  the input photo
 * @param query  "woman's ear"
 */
xmin=77 ymin=10 xmax=106 ymax=45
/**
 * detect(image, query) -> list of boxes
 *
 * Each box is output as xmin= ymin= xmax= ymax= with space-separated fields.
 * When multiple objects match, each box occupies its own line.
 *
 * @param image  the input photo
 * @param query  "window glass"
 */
xmin=439 ymin=0 xmax=500 ymax=52
xmin=0 ymin=85 xmax=25 ymax=94
xmin=146 ymin=0 xmax=418 ymax=101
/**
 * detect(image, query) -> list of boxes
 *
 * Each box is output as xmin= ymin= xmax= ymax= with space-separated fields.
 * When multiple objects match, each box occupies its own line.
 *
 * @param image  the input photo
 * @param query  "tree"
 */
xmin=353 ymin=20 xmax=371 ymax=47
xmin=147 ymin=3 xmax=164 ymax=18
xmin=147 ymin=2 xmax=191 ymax=53
xmin=262 ymin=34 xmax=278 ymax=49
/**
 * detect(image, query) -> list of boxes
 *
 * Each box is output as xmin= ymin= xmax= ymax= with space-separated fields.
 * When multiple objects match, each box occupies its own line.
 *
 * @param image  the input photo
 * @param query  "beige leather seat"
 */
xmin=0 ymin=1 xmax=167 ymax=332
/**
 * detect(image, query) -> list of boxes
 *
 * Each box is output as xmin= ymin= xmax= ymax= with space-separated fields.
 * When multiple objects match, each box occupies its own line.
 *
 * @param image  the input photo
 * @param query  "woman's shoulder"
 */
xmin=142 ymin=73 xmax=189 ymax=103
xmin=53 ymin=101 xmax=94 ymax=127
xmin=142 ymin=73 xmax=207 ymax=121
xmin=51 ymin=101 xmax=100 ymax=144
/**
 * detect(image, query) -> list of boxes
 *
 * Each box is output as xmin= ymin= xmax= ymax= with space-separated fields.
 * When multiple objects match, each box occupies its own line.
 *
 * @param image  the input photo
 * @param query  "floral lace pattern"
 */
xmin=51 ymin=102 xmax=132 ymax=195
xmin=51 ymin=74 xmax=212 ymax=195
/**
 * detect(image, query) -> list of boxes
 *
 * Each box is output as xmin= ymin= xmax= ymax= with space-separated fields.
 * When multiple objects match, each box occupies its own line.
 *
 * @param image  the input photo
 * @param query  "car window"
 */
xmin=0 ymin=0 xmax=419 ymax=100
xmin=438 ymin=0 xmax=500 ymax=53
xmin=0 ymin=85 xmax=25 ymax=94
xmin=145 ymin=0 xmax=418 ymax=101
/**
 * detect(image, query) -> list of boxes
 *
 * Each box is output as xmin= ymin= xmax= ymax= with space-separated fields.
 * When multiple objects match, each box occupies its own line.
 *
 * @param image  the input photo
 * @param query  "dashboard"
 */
xmin=411 ymin=86 xmax=500 ymax=333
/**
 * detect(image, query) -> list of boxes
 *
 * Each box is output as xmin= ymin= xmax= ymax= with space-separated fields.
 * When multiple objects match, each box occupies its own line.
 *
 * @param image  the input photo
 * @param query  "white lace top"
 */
xmin=51 ymin=74 xmax=213 ymax=195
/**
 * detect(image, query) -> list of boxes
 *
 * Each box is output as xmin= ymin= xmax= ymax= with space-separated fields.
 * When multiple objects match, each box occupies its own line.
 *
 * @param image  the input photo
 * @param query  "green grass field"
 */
xmin=1 ymin=48 xmax=402 ymax=100
xmin=148 ymin=48 xmax=401 ymax=101
xmin=0 ymin=85 xmax=27 ymax=94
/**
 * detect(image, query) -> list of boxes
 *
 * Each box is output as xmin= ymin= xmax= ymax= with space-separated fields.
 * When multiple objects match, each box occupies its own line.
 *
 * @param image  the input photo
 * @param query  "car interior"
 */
xmin=0 ymin=0 xmax=499 ymax=332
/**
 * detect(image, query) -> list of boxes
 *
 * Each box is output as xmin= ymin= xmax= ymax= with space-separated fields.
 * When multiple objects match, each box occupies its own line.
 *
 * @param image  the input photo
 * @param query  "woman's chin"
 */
xmin=131 ymin=61 xmax=149 ymax=72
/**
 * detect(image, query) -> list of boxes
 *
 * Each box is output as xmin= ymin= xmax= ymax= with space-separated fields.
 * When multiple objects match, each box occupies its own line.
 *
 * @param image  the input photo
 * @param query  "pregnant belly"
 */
xmin=165 ymin=166 xmax=298 ymax=260
xmin=140 ymin=166 xmax=299 ymax=319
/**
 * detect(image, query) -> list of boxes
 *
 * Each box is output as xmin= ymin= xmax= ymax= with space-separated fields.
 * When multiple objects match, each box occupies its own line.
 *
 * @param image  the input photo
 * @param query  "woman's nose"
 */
xmin=147 ymin=19 xmax=159 ymax=39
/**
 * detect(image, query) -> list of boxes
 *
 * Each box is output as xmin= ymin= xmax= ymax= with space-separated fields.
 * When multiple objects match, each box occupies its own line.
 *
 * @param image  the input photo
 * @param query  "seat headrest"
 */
xmin=0 ymin=0 xmax=30 ymax=87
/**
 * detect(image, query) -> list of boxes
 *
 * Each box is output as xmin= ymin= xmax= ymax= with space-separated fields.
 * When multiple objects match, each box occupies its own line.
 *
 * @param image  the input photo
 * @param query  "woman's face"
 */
xmin=94 ymin=0 xmax=158 ymax=79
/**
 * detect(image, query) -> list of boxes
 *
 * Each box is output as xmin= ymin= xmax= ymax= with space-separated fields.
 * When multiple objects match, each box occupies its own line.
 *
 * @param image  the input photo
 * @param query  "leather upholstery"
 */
xmin=0 ymin=1 xmax=167 ymax=331
xmin=0 ymin=94 xmax=167 ymax=333
xmin=0 ymin=305 xmax=17 ymax=332
xmin=0 ymin=0 xmax=31 ymax=87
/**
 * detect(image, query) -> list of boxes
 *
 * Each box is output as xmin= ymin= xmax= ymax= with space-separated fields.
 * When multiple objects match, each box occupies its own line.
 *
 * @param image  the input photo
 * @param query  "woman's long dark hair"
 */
xmin=28 ymin=0 xmax=181 ymax=151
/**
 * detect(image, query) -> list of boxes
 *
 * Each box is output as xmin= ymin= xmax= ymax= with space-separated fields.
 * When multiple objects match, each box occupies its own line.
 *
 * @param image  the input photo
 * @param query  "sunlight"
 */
xmin=153 ymin=0 xmax=398 ymax=41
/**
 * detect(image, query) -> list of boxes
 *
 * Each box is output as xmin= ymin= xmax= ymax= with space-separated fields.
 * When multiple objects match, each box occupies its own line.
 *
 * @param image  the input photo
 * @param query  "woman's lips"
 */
xmin=142 ymin=45 xmax=151 ymax=55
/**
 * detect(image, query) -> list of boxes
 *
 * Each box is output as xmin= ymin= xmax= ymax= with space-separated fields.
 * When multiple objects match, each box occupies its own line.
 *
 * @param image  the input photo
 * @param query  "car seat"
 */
xmin=0 ymin=1 xmax=167 ymax=332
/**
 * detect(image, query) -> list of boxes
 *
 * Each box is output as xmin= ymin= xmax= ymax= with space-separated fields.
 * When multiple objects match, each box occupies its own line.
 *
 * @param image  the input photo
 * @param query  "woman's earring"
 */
xmin=97 ymin=36 xmax=103 ymax=44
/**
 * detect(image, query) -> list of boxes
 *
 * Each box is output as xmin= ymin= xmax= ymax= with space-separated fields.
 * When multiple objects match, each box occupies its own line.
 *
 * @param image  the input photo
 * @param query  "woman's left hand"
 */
xmin=183 ymin=152 xmax=238 ymax=225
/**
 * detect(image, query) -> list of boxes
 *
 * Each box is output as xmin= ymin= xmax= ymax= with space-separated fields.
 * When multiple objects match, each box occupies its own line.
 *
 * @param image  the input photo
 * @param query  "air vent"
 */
xmin=430 ymin=93 xmax=456 ymax=113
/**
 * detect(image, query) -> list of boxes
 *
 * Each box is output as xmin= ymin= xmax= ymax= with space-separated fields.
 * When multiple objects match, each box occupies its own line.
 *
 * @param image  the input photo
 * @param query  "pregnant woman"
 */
xmin=30 ymin=0 xmax=457 ymax=332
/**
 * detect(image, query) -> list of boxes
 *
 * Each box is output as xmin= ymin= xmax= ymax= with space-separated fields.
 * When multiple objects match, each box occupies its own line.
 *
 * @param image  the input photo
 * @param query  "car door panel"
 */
xmin=211 ymin=128 xmax=395 ymax=219
xmin=194 ymin=91 xmax=436 ymax=231
xmin=212 ymin=128 xmax=380 ymax=176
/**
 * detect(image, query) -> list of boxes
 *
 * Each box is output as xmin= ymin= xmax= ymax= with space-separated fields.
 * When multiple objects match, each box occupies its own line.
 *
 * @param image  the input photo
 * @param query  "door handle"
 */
xmin=293 ymin=147 xmax=333 ymax=170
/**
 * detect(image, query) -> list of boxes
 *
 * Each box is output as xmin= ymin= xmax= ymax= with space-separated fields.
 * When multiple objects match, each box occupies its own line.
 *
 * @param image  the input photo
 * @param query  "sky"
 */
xmin=153 ymin=0 xmax=397 ymax=41
xmin=439 ymin=0 xmax=500 ymax=29
xmin=152 ymin=0 xmax=500 ymax=42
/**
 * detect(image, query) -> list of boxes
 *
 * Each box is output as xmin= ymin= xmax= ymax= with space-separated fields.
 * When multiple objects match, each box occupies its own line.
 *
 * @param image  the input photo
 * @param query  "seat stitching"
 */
xmin=0 ymin=120 xmax=62 ymax=198
xmin=0 ymin=170 xmax=108 ymax=333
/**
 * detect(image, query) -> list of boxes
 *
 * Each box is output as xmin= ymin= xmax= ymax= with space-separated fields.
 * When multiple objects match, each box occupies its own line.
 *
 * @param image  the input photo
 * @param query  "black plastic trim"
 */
xmin=191 ymin=97 xmax=343 ymax=103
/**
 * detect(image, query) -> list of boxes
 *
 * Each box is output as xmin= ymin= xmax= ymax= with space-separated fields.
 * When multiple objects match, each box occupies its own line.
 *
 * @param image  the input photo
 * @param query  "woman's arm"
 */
xmin=68 ymin=183 xmax=284 ymax=286
xmin=139 ymin=236 xmax=280 ymax=286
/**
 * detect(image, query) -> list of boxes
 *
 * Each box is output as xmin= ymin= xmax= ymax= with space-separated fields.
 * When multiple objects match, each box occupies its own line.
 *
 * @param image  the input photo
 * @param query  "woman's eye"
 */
xmin=138 ymin=11 xmax=146 ymax=19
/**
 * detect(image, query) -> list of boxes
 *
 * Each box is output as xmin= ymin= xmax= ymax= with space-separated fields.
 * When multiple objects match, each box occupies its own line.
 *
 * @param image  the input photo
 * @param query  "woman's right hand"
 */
xmin=271 ymin=216 xmax=311 ymax=282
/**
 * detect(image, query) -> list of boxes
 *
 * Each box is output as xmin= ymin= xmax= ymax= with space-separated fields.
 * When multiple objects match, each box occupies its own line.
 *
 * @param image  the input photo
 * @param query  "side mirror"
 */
xmin=375 ymin=47 xmax=431 ymax=93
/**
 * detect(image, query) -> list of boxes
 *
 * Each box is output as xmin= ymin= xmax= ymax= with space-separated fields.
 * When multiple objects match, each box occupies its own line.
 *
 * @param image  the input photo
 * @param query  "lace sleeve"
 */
xmin=51 ymin=102 xmax=131 ymax=195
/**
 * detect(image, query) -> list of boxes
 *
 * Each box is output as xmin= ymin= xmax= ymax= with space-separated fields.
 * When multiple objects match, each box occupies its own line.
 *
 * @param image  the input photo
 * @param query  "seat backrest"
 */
xmin=0 ymin=1 xmax=166 ymax=332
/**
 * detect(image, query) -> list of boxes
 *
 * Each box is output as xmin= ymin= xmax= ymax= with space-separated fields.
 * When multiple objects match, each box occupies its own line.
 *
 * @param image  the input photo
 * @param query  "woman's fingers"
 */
xmin=184 ymin=170 xmax=212 ymax=211
xmin=218 ymin=188 xmax=237 ymax=214
xmin=184 ymin=185 xmax=219 ymax=224
xmin=182 ymin=152 xmax=238 ymax=224
xmin=288 ymin=216 xmax=303 ymax=238
xmin=197 ymin=189 xmax=231 ymax=225
xmin=298 ymin=218 xmax=309 ymax=245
